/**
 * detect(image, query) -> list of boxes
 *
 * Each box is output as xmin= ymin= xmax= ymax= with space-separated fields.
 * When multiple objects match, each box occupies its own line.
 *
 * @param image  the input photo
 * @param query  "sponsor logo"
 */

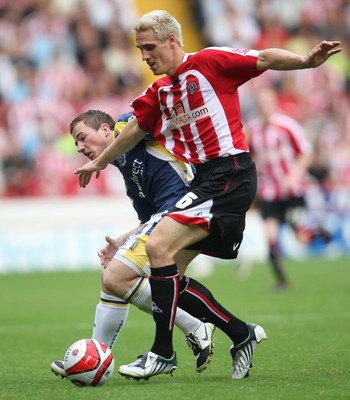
xmin=131 ymin=159 xmax=145 ymax=198
xmin=231 ymin=48 xmax=249 ymax=55
xmin=174 ymin=103 xmax=184 ymax=115
xmin=166 ymin=105 xmax=209 ymax=130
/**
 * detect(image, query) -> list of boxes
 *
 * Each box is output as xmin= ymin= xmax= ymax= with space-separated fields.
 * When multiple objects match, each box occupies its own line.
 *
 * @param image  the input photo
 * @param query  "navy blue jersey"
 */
xmin=112 ymin=113 xmax=192 ymax=224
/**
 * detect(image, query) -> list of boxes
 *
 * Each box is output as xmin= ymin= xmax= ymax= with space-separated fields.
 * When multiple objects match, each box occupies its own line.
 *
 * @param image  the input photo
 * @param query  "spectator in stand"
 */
xmin=0 ymin=0 xmax=140 ymax=197
xmin=199 ymin=0 xmax=260 ymax=48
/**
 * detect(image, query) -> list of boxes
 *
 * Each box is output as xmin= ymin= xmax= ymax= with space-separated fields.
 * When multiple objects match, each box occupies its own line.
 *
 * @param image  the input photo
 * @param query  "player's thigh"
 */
xmin=146 ymin=216 xmax=208 ymax=262
xmin=104 ymin=229 xmax=152 ymax=297
xmin=102 ymin=259 xmax=141 ymax=298
xmin=175 ymin=249 xmax=200 ymax=278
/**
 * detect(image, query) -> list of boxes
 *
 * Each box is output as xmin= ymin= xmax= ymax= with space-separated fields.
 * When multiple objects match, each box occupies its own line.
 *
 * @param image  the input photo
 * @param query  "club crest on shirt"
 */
xmin=187 ymin=81 xmax=197 ymax=95
xmin=116 ymin=154 xmax=127 ymax=167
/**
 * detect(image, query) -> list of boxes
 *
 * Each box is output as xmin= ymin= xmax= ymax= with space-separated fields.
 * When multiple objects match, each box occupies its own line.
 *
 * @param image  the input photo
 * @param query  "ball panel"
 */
xmin=65 ymin=339 xmax=100 ymax=375
xmin=63 ymin=339 xmax=114 ymax=387
xmin=92 ymin=352 xmax=114 ymax=386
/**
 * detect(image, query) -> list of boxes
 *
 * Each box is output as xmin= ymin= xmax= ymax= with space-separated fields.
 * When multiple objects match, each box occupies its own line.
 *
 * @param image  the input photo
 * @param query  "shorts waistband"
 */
xmin=195 ymin=152 xmax=252 ymax=172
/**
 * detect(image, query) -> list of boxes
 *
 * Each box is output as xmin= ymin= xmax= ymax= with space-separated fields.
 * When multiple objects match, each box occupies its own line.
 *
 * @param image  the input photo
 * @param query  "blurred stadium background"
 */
xmin=0 ymin=0 xmax=349 ymax=274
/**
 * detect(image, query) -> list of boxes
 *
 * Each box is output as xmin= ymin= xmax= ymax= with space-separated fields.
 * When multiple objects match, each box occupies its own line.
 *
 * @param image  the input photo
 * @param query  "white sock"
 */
xmin=124 ymin=277 xmax=201 ymax=336
xmin=92 ymin=291 xmax=129 ymax=349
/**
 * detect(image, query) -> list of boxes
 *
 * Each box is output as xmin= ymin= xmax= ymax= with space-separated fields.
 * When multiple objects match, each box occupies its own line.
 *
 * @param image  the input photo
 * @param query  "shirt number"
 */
xmin=175 ymin=192 xmax=198 ymax=209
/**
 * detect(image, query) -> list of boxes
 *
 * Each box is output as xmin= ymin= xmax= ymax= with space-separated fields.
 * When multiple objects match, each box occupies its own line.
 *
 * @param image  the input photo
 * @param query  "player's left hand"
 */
xmin=98 ymin=235 xmax=119 ymax=268
xmin=305 ymin=41 xmax=342 ymax=68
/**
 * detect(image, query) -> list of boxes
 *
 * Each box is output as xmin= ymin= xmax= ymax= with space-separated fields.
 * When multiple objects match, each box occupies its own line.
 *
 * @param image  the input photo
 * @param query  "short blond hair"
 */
xmin=133 ymin=10 xmax=183 ymax=48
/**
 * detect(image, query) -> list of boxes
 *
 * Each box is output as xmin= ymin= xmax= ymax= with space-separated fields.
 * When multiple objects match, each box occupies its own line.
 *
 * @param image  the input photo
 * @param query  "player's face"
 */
xmin=135 ymin=28 xmax=178 ymax=76
xmin=72 ymin=121 xmax=111 ymax=160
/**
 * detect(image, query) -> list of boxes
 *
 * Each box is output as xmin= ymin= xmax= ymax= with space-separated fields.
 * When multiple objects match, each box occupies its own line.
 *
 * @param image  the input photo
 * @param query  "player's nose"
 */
xmin=76 ymin=143 xmax=85 ymax=153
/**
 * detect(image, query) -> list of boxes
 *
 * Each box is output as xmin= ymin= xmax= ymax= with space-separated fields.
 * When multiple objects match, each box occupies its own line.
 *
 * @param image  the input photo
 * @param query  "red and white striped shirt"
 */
xmin=248 ymin=113 xmax=313 ymax=201
xmin=132 ymin=47 xmax=264 ymax=165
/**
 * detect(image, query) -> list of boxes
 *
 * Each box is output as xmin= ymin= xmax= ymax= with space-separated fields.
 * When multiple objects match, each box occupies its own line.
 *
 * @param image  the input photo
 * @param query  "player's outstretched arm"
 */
xmin=257 ymin=40 xmax=342 ymax=71
xmin=74 ymin=118 xmax=147 ymax=188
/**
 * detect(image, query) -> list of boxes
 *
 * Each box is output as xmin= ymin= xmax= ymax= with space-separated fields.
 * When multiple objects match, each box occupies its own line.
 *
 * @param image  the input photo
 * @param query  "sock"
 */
xmin=149 ymin=264 xmax=179 ymax=358
xmin=124 ymin=276 xmax=152 ymax=313
xmin=125 ymin=276 xmax=201 ymax=336
xmin=269 ymin=242 xmax=287 ymax=284
xmin=178 ymin=276 xmax=249 ymax=345
xmin=92 ymin=291 xmax=129 ymax=349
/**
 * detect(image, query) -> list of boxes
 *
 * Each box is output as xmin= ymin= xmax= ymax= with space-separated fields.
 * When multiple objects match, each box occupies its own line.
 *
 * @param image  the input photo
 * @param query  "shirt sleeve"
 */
xmin=197 ymin=47 xmax=265 ymax=86
xmin=132 ymin=84 xmax=162 ymax=133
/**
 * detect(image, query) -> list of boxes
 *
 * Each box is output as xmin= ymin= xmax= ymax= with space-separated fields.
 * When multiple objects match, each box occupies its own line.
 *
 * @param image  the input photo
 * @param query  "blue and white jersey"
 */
xmin=112 ymin=112 xmax=193 ymax=224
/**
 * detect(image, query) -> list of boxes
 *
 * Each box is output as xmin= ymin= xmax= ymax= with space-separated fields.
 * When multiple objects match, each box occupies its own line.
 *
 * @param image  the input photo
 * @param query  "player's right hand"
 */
xmin=305 ymin=40 xmax=342 ymax=68
xmin=74 ymin=159 xmax=102 ymax=188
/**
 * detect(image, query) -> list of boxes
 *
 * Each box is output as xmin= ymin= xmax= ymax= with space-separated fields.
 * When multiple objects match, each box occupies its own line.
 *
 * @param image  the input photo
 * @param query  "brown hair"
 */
xmin=69 ymin=110 xmax=115 ymax=135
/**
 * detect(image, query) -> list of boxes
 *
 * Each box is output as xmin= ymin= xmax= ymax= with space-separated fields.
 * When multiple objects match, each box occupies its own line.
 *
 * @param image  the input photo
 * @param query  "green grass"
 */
xmin=1 ymin=258 xmax=349 ymax=400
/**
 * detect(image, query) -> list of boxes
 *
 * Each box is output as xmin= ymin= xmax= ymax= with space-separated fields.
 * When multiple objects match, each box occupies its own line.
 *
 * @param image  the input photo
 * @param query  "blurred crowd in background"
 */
xmin=0 ymin=0 xmax=142 ymax=197
xmin=0 ymin=0 xmax=349 ymax=204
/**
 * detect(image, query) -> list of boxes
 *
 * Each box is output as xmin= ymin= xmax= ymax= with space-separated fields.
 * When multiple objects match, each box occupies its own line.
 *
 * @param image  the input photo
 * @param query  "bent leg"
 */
xmin=92 ymin=260 xmax=138 ymax=348
xmin=97 ymin=254 xmax=207 ymax=349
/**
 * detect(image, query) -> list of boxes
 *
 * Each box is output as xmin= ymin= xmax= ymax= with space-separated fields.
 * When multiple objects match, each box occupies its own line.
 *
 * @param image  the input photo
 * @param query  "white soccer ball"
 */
xmin=64 ymin=338 xmax=114 ymax=387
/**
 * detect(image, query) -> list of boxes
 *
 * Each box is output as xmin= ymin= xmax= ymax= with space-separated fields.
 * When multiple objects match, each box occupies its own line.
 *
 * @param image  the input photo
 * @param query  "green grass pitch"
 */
xmin=0 ymin=258 xmax=349 ymax=400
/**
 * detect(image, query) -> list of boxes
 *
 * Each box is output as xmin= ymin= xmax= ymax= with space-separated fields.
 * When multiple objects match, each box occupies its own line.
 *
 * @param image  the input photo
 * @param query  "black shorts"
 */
xmin=256 ymin=196 xmax=306 ymax=224
xmin=167 ymin=153 xmax=257 ymax=259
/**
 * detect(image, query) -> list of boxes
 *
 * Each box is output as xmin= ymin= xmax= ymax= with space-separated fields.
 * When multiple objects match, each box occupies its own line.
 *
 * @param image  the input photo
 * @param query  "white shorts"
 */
xmin=114 ymin=212 xmax=164 ymax=276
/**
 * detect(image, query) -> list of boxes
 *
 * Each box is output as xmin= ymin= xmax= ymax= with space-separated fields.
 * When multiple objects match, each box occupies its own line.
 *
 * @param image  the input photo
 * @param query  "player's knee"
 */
xmin=101 ymin=269 xmax=115 ymax=294
xmin=101 ymin=268 xmax=124 ymax=298
xmin=145 ymin=235 xmax=167 ymax=260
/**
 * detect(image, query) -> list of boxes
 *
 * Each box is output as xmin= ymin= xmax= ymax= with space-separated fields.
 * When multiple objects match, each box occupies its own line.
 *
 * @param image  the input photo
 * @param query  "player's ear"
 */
xmin=101 ymin=122 xmax=111 ymax=137
xmin=168 ymin=33 xmax=177 ymax=47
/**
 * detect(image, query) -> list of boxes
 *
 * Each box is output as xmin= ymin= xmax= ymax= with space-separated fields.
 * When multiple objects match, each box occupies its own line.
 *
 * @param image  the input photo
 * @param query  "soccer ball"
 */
xmin=64 ymin=338 xmax=114 ymax=387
